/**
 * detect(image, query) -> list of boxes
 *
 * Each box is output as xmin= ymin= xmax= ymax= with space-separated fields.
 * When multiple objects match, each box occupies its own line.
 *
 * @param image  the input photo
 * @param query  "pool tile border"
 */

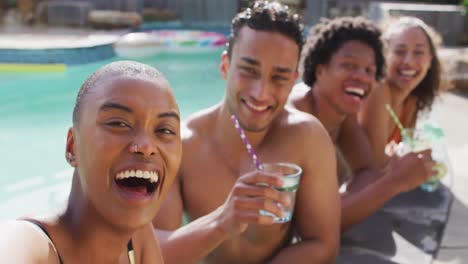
xmin=0 ymin=44 xmax=115 ymax=65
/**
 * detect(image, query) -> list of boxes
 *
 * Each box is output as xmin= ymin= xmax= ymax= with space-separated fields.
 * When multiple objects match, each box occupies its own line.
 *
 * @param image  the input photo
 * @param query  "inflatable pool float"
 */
xmin=0 ymin=63 xmax=67 ymax=72
xmin=114 ymin=30 xmax=227 ymax=58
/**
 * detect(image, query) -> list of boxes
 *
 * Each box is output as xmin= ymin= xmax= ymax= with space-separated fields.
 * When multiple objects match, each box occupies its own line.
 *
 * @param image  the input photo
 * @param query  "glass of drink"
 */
xmin=258 ymin=162 xmax=302 ymax=223
xmin=394 ymin=126 xmax=450 ymax=192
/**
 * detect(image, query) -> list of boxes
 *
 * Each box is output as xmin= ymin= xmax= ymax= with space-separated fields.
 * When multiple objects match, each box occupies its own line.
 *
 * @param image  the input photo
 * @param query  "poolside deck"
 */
xmin=0 ymin=25 xmax=467 ymax=263
xmin=338 ymin=91 xmax=468 ymax=263
xmin=0 ymin=24 xmax=123 ymax=64
xmin=0 ymin=24 xmax=124 ymax=49
xmin=433 ymin=91 xmax=468 ymax=263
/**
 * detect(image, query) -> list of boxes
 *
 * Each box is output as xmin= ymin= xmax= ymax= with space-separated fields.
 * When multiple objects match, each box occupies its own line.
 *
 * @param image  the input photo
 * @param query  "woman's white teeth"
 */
xmin=400 ymin=70 xmax=416 ymax=77
xmin=116 ymin=170 xmax=159 ymax=183
xmin=246 ymin=101 xmax=268 ymax=111
xmin=345 ymin=87 xmax=365 ymax=96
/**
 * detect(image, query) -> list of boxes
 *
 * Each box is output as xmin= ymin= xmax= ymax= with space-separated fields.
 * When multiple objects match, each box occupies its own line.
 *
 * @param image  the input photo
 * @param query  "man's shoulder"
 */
xmin=287 ymin=82 xmax=316 ymax=114
xmin=289 ymin=82 xmax=310 ymax=99
xmin=288 ymin=81 xmax=310 ymax=102
xmin=182 ymin=105 xmax=219 ymax=144
xmin=281 ymin=106 xmax=325 ymax=134
xmin=273 ymin=108 xmax=332 ymax=151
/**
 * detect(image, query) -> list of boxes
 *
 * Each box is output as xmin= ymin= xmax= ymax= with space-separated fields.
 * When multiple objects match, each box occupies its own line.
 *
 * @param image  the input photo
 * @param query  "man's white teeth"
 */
xmin=400 ymin=70 xmax=416 ymax=77
xmin=246 ymin=101 xmax=268 ymax=111
xmin=345 ymin=87 xmax=365 ymax=97
xmin=116 ymin=170 xmax=159 ymax=183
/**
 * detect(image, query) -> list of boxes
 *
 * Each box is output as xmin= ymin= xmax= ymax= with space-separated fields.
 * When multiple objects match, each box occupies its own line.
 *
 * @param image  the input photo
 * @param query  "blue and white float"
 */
xmin=114 ymin=30 xmax=227 ymax=58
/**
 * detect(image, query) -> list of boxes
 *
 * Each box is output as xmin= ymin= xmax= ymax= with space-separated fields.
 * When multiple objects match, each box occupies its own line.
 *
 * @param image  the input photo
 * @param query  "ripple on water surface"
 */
xmin=0 ymin=51 xmax=225 ymax=219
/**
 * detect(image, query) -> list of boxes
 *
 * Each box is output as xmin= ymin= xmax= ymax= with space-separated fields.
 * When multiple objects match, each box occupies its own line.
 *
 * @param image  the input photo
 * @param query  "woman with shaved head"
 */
xmin=0 ymin=61 xmax=182 ymax=263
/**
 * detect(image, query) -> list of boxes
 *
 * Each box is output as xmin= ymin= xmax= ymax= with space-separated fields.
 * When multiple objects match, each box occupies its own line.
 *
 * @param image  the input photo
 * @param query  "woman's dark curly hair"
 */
xmin=301 ymin=16 xmax=385 ymax=87
xmin=227 ymin=1 xmax=304 ymax=59
xmin=383 ymin=17 xmax=442 ymax=112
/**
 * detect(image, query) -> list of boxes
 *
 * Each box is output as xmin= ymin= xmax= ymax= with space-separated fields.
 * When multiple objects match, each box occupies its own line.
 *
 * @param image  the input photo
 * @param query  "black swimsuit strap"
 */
xmin=21 ymin=219 xmax=64 ymax=264
xmin=127 ymin=239 xmax=134 ymax=251
xmin=21 ymin=219 xmax=134 ymax=264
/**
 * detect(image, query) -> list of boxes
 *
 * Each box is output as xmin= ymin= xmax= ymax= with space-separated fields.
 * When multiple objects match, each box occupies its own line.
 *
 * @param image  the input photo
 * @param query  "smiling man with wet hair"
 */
xmin=153 ymin=1 xmax=340 ymax=263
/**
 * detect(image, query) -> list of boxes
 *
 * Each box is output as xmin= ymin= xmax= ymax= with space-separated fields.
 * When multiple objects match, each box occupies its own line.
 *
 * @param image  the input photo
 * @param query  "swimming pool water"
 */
xmin=0 ymin=51 xmax=225 ymax=219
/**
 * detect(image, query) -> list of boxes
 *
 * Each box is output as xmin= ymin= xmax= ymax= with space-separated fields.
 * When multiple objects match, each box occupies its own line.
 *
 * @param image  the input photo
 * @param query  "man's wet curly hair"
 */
xmin=301 ymin=16 xmax=385 ymax=87
xmin=227 ymin=0 xmax=304 ymax=59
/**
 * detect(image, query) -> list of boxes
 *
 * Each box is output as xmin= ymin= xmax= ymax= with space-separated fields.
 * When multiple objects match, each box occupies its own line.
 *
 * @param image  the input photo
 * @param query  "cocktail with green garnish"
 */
xmin=395 ymin=125 xmax=449 ymax=192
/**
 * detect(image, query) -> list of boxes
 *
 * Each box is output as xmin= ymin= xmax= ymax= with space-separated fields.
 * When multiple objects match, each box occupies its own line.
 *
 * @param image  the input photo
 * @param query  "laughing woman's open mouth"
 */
xmin=115 ymin=170 xmax=160 ymax=198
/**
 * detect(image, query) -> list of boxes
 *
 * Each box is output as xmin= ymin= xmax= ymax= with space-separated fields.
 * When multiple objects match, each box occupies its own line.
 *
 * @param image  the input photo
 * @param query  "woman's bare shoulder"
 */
xmin=0 ymin=220 xmax=60 ymax=263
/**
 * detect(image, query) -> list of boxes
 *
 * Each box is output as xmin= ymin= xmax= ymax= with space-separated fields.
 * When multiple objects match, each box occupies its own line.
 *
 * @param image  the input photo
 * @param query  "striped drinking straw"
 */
xmin=385 ymin=104 xmax=413 ymax=147
xmin=230 ymin=115 xmax=263 ymax=171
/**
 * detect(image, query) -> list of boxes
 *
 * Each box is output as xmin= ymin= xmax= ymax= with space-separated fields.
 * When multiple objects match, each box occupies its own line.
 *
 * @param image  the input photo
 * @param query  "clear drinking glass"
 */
xmin=394 ymin=125 xmax=450 ymax=192
xmin=258 ymin=162 xmax=302 ymax=223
